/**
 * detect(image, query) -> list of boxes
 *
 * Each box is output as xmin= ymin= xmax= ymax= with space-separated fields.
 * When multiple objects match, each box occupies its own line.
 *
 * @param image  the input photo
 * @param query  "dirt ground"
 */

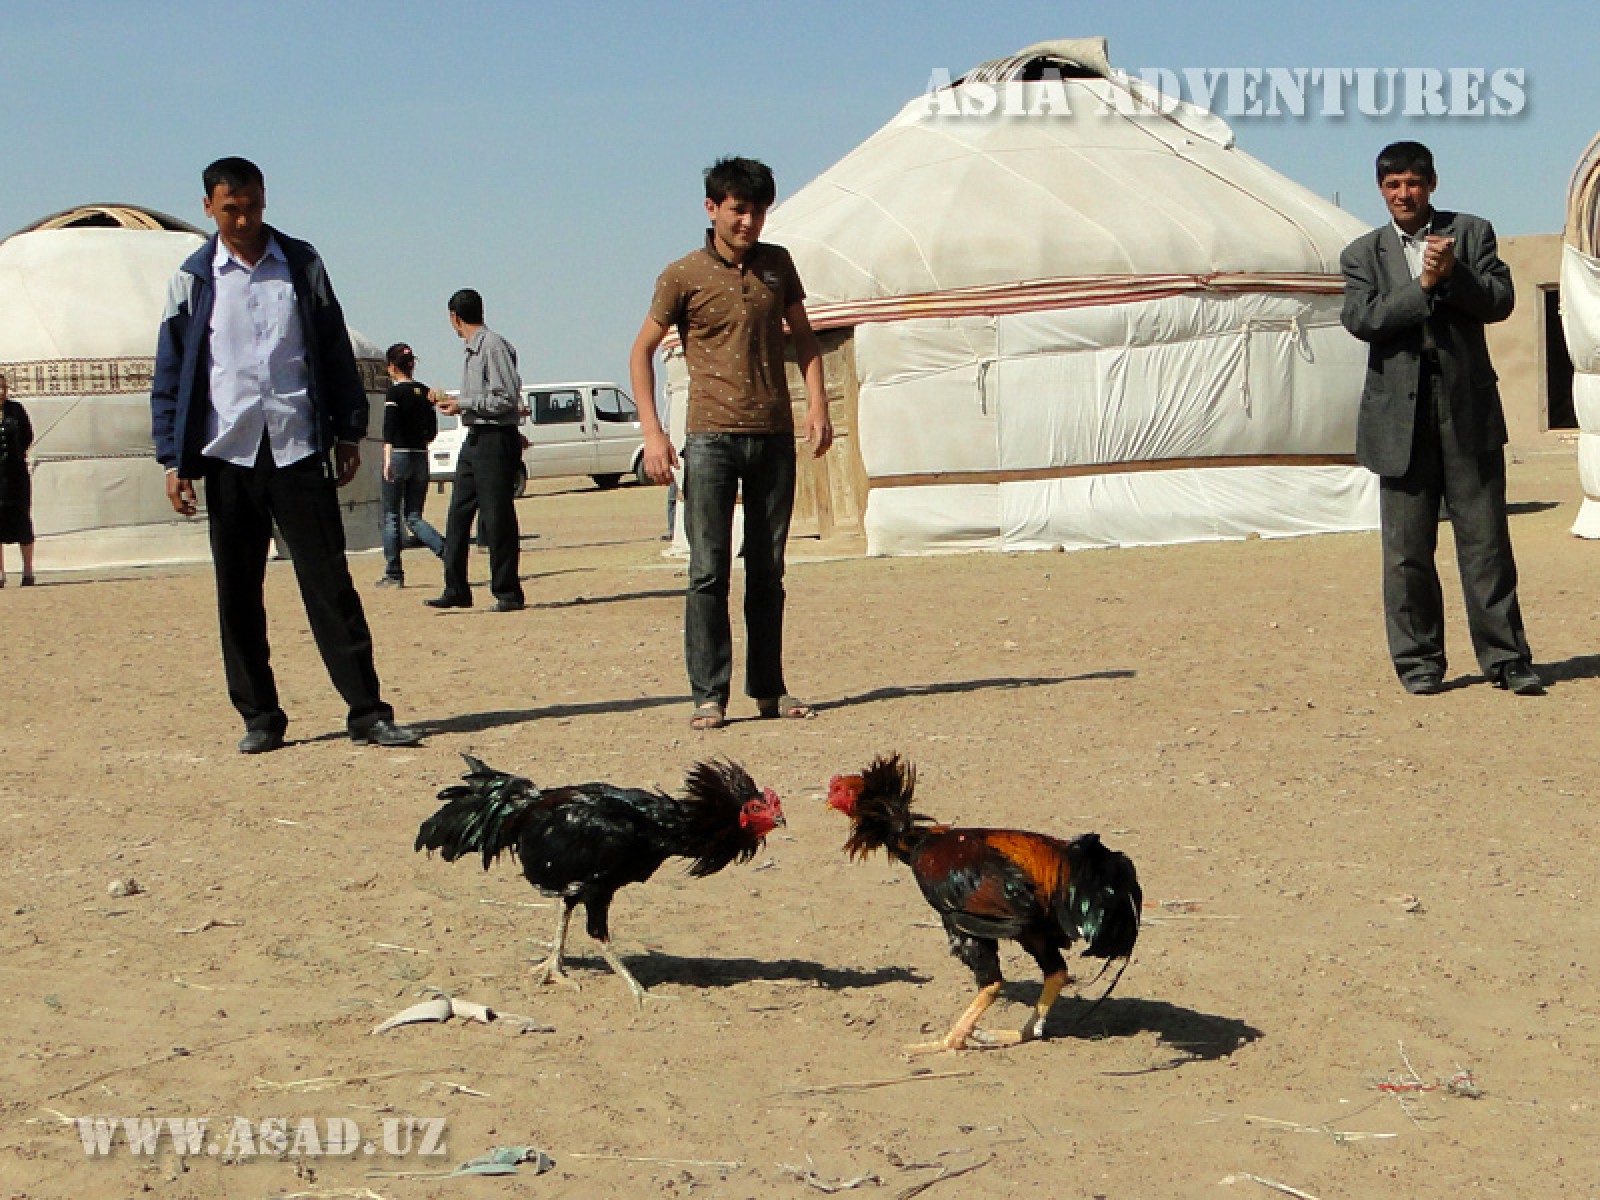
xmin=4 ymin=455 xmax=1600 ymax=1200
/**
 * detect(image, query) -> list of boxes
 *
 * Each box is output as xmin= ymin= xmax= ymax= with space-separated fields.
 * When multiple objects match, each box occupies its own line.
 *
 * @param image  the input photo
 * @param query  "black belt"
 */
xmin=466 ymin=423 xmax=518 ymax=437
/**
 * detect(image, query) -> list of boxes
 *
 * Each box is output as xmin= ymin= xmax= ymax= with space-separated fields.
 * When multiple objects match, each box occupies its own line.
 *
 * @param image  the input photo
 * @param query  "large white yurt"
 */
xmin=0 ymin=204 xmax=386 ymax=571
xmin=1562 ymin=132 xmax=1600 ymax=537
xmin=746 ymin=38 xmax=1379 ymax=555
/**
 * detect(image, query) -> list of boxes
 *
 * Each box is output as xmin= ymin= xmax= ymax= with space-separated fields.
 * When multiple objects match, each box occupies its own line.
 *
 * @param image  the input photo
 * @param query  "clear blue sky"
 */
xmin=3 ymin=1 xmax=1595 ymax=395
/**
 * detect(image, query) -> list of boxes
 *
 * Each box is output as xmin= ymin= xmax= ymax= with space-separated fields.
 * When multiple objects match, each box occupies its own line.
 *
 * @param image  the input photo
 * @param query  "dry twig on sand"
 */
xmin=47 ymin=1033 xmax=258 ymax=1099
xmin=1240 ymin=1112 xmax=1396 ymax=1144
xmin=773 ymin=1069 xmax=972 ymax=1098
xmin=777 ymin=1156 xmax=880 ymax=1192
xmin=173 ymin=917 xmax=243 ymax=934
xmin=894 ymin=1155 xmax=993 ymax=1200
xmin=254 ymin=1066 xmax=441 ymax=1094
xmin=1371 ymin=1040 xmax=1483 ymax=1121
xmin=568 ymin=1152 xmax=741 ymax=1168
xmin=369 ymin=941 xmax=428 ymax=954
xmin=1141 ymin=898 xmax=1242 ymax=924
xmin=423 ymin=1079 xmax=492 ymax=1098
xmin=1224 ymin=1173 xmax=1322 ymax=1200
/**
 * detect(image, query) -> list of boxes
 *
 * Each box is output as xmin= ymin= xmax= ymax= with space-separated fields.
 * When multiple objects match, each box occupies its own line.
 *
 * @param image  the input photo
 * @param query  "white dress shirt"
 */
xmin=1394 ymin=214 xmax=1433 ymax=281
xmin=203 ymin=236 xmax=317 ymax=467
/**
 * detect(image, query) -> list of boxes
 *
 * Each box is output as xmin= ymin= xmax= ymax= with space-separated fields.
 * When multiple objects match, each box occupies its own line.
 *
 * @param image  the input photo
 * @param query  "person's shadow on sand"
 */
xmin=825 ymin=671 xmax=1134 ymax=711
xmin=411 ymin=671 xmax=1135 ymax=739
xmin=1531 ymin=653 xmax=1600 ymax=687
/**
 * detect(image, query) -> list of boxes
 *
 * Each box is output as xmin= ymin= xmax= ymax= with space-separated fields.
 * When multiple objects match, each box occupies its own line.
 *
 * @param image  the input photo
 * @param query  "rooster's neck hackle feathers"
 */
xmin=677 ymin=757 xmax=774 ymax=877
xmin=843 ymin=753 xmax=939 ymax=863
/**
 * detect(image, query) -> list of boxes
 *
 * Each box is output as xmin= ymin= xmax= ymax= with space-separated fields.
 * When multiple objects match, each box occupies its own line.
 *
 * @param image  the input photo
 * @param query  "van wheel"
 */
xmin=513 ymin=466 xmax=528 ymax=498
xmin=592 ymin=473 xmax=622 ymax=490
xmin=633 ymin=458 xmax=649 ymax=485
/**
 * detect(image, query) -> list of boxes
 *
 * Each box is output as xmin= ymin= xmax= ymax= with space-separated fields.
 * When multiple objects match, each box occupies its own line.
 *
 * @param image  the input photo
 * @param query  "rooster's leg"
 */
xmin=530 ymin=902 xmax=581 ymax=991
xmin=967 ymin=969 xmax=1069 ymax=1047
xmin=906 ymin=981 xmax=1003 ymax=1053
xmin=594 ymin=939 xmax=651 ymax=1008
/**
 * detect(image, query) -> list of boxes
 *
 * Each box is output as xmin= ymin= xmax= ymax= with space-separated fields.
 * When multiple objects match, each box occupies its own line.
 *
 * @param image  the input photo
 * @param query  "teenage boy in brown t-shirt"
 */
xmin=629 ymin=156 xmax=833 ymax=730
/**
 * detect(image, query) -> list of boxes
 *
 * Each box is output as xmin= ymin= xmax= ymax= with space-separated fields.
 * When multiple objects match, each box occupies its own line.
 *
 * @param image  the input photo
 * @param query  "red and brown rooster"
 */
xmin=416 ymin=755 xmax=784 ymax=1004
xmin=828 ymin=754 xmax=1141 ymax=1052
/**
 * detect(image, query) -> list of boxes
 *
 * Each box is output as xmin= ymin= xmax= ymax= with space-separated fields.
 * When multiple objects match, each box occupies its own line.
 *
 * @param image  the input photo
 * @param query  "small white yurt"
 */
xmin=0 ymin=204 xmax=386 ymax=571
xmin=1562 ymin=133 xmax=1600 ymax=537
xmin=751 ymin=38 xmax=1379 ymax=555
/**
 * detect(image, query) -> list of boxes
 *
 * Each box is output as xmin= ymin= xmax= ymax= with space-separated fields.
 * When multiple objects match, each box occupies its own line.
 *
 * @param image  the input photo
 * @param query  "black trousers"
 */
xmin=1378 ymin=365 xmax=1530 ymax=682
xmin=203 ymin=443 xmax=391 ymax=735
xmin=441 ymin=425 xmax=523 ymax=605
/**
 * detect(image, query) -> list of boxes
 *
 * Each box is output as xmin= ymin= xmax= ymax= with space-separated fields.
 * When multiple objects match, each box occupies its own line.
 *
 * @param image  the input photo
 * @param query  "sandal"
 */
xmin=690 ymin=703 xmax=726 ymax=730
xmin=757 ymin=695 xmax=816 ymax=720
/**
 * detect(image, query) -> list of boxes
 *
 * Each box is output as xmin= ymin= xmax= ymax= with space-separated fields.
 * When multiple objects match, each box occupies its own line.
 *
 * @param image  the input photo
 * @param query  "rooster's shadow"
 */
xmin=1020 ymin=990 xmax=1260 ymax=1066
xmin=572 ymin=950 xmax=928 ymax=992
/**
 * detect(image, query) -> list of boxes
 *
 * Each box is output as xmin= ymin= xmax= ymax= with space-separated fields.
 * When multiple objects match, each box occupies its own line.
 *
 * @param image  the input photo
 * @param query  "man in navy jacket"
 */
xmin=151 ymin=156 xmax=421 ymax=752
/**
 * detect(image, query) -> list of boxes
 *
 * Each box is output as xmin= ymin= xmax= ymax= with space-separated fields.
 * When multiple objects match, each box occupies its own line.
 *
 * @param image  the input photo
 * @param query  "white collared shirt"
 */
xmin=1394 ymin=214 xmax=1433 ymax=281
xmin=203 ymin=235 xmax=316 ymax=467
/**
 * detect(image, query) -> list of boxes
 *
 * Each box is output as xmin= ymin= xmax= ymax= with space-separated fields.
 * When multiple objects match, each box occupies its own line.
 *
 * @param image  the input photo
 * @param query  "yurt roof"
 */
xmin=1566 ymin=130 xmax=1600 ymax=256
xmin=0 ymin=219 xmax=205 ymax=363
xmin=763 ymin=39 xmax=1367 ymax=304
xmin=8 ymin=203 xmax=204 ymax=239
xmin=0 ymin=204 xmax=382 ymax=367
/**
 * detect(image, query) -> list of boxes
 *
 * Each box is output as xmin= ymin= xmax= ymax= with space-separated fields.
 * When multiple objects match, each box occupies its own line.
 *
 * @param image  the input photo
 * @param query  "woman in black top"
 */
xmin=376 ymin=344 xmax=445 ymax=586
xmin=0 ymin=372 xmax=36 ymax=587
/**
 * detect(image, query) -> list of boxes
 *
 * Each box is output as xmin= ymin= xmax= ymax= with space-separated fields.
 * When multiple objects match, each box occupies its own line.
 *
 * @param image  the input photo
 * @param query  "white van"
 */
xmin=429 ymin=381 xmax=647 ymax=494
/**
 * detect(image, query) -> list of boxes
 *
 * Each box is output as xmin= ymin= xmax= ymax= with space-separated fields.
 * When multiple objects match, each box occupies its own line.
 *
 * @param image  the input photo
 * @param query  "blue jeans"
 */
xmin=682 ymin=432 xmax=796 ymax=707
xmin=381 ymin=450 xmax=444 ymax=579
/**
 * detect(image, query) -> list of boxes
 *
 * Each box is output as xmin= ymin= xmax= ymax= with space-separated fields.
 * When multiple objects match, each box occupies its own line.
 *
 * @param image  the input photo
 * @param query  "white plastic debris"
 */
xmin=371 ymin=995 xmax=552 ymax=1036
xmin=371 ymin=996 xmax=453 ymax=1034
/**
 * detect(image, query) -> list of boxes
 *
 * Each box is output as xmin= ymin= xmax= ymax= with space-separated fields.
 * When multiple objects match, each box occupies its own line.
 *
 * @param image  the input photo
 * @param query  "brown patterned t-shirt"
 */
xmin=648 ymin=234 xmax=805 ymax=434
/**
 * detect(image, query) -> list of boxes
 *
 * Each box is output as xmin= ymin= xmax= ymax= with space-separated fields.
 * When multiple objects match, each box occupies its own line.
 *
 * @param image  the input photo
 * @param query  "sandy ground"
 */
xmin=3 ymin=455 xmax=1600 ymax=1200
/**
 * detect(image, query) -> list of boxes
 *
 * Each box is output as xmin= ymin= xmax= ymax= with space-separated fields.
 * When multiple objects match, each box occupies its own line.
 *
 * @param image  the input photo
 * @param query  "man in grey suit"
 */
xmin=1340 ymin=141 xmax=1540 ymax=697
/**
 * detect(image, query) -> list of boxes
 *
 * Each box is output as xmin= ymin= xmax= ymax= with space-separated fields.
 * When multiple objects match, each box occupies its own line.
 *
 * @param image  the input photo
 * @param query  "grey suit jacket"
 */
xmin=1339 ymin=210 xmax=1514 ymax=477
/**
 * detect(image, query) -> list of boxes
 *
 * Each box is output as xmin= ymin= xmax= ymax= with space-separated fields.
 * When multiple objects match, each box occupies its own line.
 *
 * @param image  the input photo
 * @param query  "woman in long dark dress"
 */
xmin=0 ymin=372 xmax=36 ymax=587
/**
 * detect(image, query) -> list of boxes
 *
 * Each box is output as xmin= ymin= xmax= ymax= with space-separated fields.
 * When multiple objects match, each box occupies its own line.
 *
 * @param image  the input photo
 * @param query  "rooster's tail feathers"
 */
xmin=414 ymin=754 xmax=542 ymax=869
xmin=1063 ymin=833 xmax=1142 ymax=960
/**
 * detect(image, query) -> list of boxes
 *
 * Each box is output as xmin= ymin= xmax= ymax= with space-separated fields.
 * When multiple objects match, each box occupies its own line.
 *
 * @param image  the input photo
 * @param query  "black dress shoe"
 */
xmin=238 ymin=728 xmax=286 ymax=754
xmin=351 ymin=719 xmax=423 ymax=747
xmin=424 ymin=594 xmax=471 ymax=609
xmin=1495 ymin=660 xmax=1545 ymax=696
xmin=491 ymin=598 xmax=525 ymax=613
xmin=1403 ymin=672 xmax=1444 ymax=695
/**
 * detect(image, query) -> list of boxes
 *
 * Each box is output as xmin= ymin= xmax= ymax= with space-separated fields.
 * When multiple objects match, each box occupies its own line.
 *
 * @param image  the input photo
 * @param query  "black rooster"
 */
xmin=828 ymin=754 xmax=1141 ymax=1051
xmin=416 ymin=755 xmax=784 ymax=1004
